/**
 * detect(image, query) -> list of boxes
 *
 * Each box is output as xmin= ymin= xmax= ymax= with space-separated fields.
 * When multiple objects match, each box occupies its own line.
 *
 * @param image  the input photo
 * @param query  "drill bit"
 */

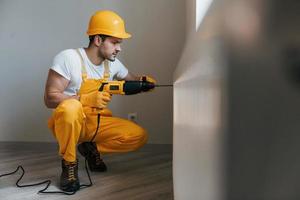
xmin=155 ymin=84 xmax=173 ymax=87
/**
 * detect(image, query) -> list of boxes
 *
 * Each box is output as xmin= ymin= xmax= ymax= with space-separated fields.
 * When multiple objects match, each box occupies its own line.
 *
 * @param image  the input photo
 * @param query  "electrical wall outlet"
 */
xmin=128 ymin=112 xmax=138 ymax=122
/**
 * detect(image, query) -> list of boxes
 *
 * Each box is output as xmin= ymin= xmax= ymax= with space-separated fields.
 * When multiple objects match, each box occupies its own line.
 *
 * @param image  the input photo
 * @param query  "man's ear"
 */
xmin=94 ymin=35 xmax=102 ymax=47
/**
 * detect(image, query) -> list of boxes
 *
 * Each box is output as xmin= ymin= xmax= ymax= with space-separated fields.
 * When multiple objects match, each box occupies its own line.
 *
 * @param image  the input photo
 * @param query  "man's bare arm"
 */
xmin=44 ymin=69 xmax=79 ymax=109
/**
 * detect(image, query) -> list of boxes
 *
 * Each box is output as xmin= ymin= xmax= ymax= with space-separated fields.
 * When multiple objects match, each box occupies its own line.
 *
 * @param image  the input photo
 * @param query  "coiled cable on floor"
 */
xmin=0 ymin=113 xmax=101 ymax=195
xmin=0 ymin=158 xmax=92 ymax=195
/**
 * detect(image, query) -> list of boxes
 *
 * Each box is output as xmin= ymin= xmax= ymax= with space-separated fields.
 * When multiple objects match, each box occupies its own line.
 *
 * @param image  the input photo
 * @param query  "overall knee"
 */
xmin=137 ymin=127 xmax=148 ymax=145
xmin=122 ymin=124 xmax=148 ymax=149
xmin=55 ymin=99 xmax=83 ymax=123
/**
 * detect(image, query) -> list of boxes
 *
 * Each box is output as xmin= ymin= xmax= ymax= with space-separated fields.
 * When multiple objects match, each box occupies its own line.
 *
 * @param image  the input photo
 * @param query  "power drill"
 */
xmin=89 ymin=78 xmax=172 ymax=141
xmin=98 ymin=79 xmax=172 ymax=94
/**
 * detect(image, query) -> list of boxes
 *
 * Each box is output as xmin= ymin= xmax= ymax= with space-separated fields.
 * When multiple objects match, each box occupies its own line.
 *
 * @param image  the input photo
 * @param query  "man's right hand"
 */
xmin=80 ymin=91 xmax=111 ymax=109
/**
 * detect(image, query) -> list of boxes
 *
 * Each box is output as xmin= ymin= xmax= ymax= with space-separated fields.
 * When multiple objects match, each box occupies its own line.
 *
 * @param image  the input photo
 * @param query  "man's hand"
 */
xmin=80 ymin=91 xmax=111 ymax=109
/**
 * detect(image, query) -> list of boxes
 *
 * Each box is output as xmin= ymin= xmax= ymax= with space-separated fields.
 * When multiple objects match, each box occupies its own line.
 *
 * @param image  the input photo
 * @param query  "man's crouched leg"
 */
xmin=93 ymin=117 xmax=148 ymax=154
xmin=50 ymin=99 xmax=84 ymax=192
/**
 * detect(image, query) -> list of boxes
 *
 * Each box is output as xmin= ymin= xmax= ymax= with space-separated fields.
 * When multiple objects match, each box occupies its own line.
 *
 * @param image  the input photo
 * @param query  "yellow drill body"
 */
xmin=99 ymin=80 xmax=126 ymax=95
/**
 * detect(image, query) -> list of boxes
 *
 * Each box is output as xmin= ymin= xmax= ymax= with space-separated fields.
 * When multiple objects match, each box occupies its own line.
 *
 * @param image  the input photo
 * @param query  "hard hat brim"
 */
xmin=87 ymin=29 xmax=131 ymax=39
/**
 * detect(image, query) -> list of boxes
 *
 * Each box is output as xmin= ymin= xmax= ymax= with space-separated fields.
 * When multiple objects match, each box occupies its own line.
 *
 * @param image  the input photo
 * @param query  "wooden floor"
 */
xmin=0 ymin=142 xmax=173 ymax=200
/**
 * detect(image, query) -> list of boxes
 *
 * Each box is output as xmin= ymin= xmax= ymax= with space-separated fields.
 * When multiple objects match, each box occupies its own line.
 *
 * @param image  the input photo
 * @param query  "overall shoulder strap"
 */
xmin=75 ymin=48 xmax=87 ymax=79
xmin=103 ymin=60 xmax=110 ymax=80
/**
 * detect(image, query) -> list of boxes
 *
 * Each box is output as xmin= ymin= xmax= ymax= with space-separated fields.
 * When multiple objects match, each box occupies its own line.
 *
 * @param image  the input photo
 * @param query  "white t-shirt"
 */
xmin=50 ymin=48 xmax=128 ymax=95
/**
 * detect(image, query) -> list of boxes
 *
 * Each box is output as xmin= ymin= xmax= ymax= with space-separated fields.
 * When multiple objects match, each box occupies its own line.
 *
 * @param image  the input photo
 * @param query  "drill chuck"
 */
xmin=123 ymin=81 xmax=155 ymax=95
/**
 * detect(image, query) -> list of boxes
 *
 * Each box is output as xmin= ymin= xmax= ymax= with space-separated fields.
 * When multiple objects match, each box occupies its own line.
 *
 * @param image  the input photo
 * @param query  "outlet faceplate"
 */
xmin=128 ymin=112 xmax=137 ymax=122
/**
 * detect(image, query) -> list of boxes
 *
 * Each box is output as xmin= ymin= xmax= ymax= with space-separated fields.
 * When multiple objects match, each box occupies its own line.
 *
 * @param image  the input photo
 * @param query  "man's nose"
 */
xmin=116 ymin=44 xmax=122 ymax=52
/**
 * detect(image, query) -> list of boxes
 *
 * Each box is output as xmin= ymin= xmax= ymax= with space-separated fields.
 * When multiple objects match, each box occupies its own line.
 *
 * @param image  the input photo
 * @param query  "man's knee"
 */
xmin=137 ymin=127 xmax=148 ymax=148
xmin=122 ymin=122 xmax=148 ymax=148
xmin=55 ymin=99 xmax=83 ymax=123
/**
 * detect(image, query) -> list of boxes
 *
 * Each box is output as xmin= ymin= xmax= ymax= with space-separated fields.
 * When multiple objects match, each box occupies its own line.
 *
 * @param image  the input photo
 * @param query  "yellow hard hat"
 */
xmin=87 ymin=10 xmax=131 ymax=39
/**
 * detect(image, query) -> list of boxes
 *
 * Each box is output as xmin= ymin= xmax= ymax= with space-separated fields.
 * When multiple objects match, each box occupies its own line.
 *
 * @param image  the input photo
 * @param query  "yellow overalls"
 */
xmin=48 ymin=49 xmax=148 ymax=162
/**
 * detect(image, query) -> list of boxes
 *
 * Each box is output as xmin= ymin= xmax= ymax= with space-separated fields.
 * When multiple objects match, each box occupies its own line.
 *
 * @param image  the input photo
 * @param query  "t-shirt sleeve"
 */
xmin=50 ymin=50 xmax=72 ymax=80
xmin=114 ymin=59 xmax=129 ymax=79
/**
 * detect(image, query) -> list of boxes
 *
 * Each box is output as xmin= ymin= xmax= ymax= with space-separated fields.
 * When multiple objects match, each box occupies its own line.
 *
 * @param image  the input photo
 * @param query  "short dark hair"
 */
xmin=89 ymin=34 xmax=110 ymax=44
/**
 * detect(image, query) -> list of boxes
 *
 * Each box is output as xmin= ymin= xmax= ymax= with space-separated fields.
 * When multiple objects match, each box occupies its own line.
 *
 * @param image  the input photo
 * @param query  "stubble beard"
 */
xmin=99 ymin=50 xmax=116 ymax=62
xmin=106 ymin=56 xmax=116 ymax=62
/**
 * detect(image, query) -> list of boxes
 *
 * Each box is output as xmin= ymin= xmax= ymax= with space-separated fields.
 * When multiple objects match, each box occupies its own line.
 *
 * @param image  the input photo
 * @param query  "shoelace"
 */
xmin=67 ymin=164 xmax=76 ymax=181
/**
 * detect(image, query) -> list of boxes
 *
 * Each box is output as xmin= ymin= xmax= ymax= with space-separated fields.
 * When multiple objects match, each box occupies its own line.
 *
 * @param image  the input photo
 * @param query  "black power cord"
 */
xmin=0 ymin=113 xmax=102 ymax=195
xmin=0 ymin=158 xmax=92 ymax=195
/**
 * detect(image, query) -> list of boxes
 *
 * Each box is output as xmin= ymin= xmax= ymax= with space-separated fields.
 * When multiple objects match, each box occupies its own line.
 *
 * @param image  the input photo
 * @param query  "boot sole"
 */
xmin=60 ymin=182 xmax=80 ymax=192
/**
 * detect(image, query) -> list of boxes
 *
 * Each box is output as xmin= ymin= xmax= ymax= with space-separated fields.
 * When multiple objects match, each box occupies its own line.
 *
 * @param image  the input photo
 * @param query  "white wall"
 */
xmin=223 ymin=0 xmax=300 ymax=199
xmin=173 ymin=0 xmax=225 ymax=199
xmin=0 ymin=0 xmax=185 ymax=143
xmin=174 ymin=0 xmax=300 ymax=199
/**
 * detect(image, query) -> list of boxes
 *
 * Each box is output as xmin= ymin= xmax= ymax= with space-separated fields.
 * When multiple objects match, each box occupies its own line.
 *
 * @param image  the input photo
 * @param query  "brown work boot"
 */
xmin=78 ymin=142 xmax=107 ymax=172
xmin=60 ymin=159 xmax=80 ymax=192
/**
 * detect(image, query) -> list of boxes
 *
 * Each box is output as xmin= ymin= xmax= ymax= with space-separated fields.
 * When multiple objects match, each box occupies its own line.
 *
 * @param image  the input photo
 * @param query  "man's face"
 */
xmin=98 ymin=36 xmax=123 ymax=62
